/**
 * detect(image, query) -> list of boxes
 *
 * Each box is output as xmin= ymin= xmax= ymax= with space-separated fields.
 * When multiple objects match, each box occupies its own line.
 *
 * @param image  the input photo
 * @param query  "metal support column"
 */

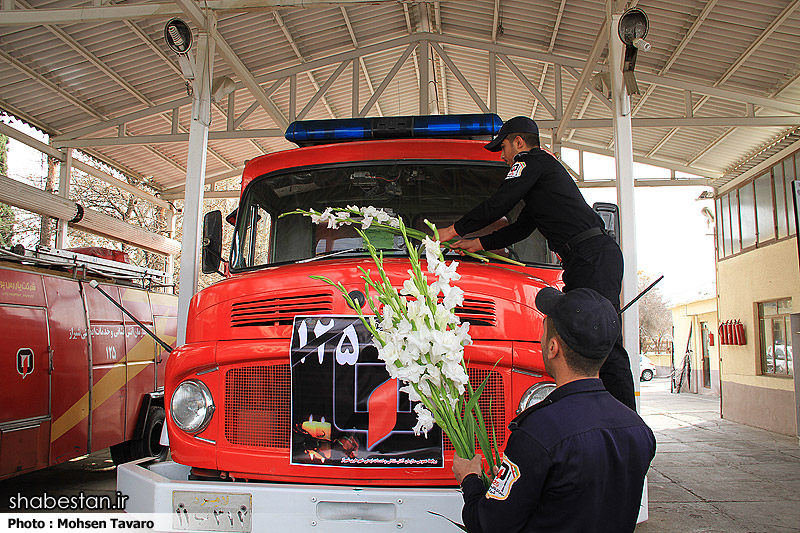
xmin=55 ymin=147 xmax=72 ymax=248
xmin=166 ymin=207 xmax=176 ymax=293
xmin=609 ymin=1 xmax=647 ymax=522
xmin=608 ymin=5 xmax=640 ymax=398
xmin=419 ymin=39 xmax=430 ymax=115
xmin=177 ymin=29 xmax=215 ymax=346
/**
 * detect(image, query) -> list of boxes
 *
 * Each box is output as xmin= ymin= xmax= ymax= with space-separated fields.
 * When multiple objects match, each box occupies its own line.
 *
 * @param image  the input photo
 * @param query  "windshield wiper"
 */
xmin=296 ymin=248 xmax=370 ymax=263
xmin=295 ymin=246 xmax=407 ymax=264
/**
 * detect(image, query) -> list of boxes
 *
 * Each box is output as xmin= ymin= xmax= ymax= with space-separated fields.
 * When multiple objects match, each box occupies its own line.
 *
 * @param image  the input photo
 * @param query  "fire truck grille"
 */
xmin=230 ymin=293 xmax=334 ymax=327
xmin=223 ymin=366 xmax=504 ymax=451
xmin=225 ymin=364 xmax=291 ymax=448
xmin=454 ymin=297 xmax=497 ymax=327
xmin=443 ymin=368 xmax=506 ymax=452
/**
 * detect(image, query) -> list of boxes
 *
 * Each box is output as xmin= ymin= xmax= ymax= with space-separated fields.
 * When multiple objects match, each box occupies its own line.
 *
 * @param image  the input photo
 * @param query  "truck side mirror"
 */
xmin=592 ymin=202 xmax=620 ymax=245
xmin=202 ymin=210 xmax=223 ymax=274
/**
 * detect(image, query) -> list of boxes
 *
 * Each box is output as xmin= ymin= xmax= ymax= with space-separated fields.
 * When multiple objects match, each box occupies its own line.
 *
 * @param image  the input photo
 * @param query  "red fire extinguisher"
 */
xmin=725 ymin=321 xmax=733 ymax=345
xmin=718 ymin=322 xmax=727 ymax=345
xmin=732 ymin=320 xmax=740 ymax=345
xmin=736 ymin=320 xmax=746 ymax=345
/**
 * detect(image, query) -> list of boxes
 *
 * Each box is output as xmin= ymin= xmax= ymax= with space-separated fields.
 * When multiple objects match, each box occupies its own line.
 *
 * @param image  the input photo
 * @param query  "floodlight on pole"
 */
xmin=164 ymin=18 xmax=196 ymax=81
xmin=617 ymin=7 xmax=650 ymax=95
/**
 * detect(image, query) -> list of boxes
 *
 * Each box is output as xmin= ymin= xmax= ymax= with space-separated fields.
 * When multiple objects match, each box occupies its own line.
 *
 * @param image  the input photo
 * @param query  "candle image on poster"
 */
xmin=290 ymin=315 xmax=443 ymax=467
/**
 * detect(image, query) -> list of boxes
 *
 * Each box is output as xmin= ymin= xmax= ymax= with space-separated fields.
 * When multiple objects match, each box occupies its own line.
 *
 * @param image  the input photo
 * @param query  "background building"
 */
xmin=715 ymin=140 xmax=799 ymax=437
xmin=671 ymin=297 xmax=720 ymax=397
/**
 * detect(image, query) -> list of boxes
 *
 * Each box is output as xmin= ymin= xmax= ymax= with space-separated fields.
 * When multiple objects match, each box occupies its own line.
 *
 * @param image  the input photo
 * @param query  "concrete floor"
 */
xmin=0 ymin=448 xmax=118 ymax=512
xmin=638 ymin=377 xmax=800 ymax=532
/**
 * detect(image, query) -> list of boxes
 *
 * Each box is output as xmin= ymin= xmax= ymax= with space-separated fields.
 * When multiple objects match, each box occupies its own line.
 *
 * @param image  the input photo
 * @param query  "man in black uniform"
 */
xmin=438 ymin=116 xmax=635 ymax=410
xmin=452 ymin=287 xmax=656 ymax=532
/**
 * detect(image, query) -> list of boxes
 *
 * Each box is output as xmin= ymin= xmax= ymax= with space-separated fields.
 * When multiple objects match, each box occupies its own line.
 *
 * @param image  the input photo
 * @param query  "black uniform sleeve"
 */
xmin=453 ymin=160 xmax=542 ymax=238
xmin=461 ymin=431 xmax=552 ymax=533
xmin=478 ymin=207 xmax=537 ymax=251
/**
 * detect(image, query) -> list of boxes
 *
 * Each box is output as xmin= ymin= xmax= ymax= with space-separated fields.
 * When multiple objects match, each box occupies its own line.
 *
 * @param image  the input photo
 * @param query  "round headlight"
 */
xmin=517 ymin=382 xmax=556 ymax=414
xmin=171 ymin=380 xmax=215 ymax=433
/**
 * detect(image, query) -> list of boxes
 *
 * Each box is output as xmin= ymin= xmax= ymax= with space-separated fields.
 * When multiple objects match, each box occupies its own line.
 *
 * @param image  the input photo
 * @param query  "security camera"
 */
xmin=632 ymin=37 xmax=651 ymax=52
xmin=618 ymin=8 xmax=651 ymax=95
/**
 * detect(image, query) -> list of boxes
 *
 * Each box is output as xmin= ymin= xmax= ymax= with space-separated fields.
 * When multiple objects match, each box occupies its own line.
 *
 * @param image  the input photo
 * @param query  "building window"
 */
xmin=774 ymin=163 xmax=787 ymax=238
xmin=755 ymin=173 xmax=775 ymax=243
xmin=739 ymin=182 xmax=756 ymax=249
xmin=716 ymin=150 xmax=799 ymax=260
xmin=785 ymin=156 xmax=796 ymax=235
xmin=716 ymin=197 xmax=725 ymax=260
xmin=729 ymin=189 xmax=741 ymax=254
xmin=759 ymin=298 xmax=793 ymax=377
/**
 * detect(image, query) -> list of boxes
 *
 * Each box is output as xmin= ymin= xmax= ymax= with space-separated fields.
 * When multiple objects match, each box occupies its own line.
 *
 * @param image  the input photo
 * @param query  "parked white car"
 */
xmin=640 ymin=355 xmax=657 ymax=381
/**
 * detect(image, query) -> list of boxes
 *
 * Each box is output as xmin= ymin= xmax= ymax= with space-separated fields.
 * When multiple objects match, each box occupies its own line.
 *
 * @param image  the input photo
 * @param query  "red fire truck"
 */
xmin=0 ymin=245 xmax=177 ymax=480
xmin=119 ymin=115 xmax=585 ymax=531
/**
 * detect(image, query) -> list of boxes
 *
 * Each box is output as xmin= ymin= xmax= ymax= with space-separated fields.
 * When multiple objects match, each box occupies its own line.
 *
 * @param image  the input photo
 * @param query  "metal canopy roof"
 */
xmin=2 ymin=0 xmax=800 ymax=198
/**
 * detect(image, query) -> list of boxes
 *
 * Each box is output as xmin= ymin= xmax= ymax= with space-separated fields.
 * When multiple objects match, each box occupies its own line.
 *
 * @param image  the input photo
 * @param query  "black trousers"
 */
xmin=560 ymin=235 xmax=636 ymax=410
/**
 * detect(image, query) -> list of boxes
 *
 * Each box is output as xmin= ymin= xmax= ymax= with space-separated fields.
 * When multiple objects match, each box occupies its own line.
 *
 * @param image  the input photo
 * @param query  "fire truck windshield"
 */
xmin=230 ymin=161 xmax=557 ymax=270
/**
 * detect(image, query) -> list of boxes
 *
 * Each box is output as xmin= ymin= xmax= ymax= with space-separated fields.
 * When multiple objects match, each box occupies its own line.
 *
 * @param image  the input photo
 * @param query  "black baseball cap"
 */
xmin=535 ymin=287 xmax=620 ymax=360
xmin=484 ymin=116 xmax=540 ymax=152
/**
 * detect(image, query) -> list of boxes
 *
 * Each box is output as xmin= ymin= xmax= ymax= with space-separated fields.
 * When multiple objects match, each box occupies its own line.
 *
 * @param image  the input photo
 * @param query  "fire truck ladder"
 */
xmin=0 ymin=245 xmax=172 ymax=290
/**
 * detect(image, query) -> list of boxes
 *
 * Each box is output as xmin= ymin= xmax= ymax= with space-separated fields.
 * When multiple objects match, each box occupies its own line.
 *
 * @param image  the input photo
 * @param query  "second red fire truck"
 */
xmin=1 ymin=245 xmax=177 ymax=481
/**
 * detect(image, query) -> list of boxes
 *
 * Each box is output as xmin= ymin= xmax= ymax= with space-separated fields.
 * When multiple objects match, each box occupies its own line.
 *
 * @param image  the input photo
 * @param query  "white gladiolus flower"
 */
xmin=433 ymin=304 xmax=455 ymax=330
xmin=455 ymin=322 xmax=471 ymax=344
xmin=394 ymin=317 xmax=413 ymax=336
xmin=401 ymin=276 xmax=423 ymax=299
xmin=377 ymin=342 xmax=401 ymax=366
xmin=401 ymin=383 xmax=422 ymax=403
xmin=406 ymin=299 xmax=431 ymax=323
xmin=442 ymin=284 xmax=465 ymax=309
xmin=416 ymin=379 xmax=432 ymax=399
xmin=412 ymin=404 xmax=435 ymax=438
xmin=434 ymin=259 xmax=461 ymax=283
xmin=311 ymin=207 xmax=339 ymax=228
xmin=442 ymin=359 xmax=469 ymax=387
xmin=394 ymin=362 xmax=426 ymax=384
xmin=335 ymin=212 xmax=353 ymax=225
xmin=423 ymin=237 xmax=442 ymax=271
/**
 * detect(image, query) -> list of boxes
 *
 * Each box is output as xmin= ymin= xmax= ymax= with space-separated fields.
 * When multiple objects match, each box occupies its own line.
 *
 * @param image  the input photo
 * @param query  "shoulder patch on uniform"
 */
xmin=506 ymin=161 xmax=526 ymax=179
xmin=485 ymin=454 xmax=521 ymax=501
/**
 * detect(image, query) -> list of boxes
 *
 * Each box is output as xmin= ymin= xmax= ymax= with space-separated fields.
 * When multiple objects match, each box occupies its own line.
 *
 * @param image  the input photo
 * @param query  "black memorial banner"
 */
xmin=290 ymin=315 xmax=443 ymax=468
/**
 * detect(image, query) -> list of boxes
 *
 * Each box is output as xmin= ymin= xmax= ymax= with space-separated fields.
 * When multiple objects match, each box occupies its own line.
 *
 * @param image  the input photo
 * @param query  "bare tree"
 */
xmin=3 ymin=137 xmax=241 ymax=297
xmin=0 ymin=132 xmax=13 ymax=247
xmin=638 ymin=272 xmax=672 ymax=353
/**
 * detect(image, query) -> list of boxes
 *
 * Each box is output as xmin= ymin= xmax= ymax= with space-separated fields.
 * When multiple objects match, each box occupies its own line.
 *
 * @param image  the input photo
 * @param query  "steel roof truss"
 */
xmin=359 ymin=43 xmax=417 ymax=117
xmin=297 ymin=60 xmax=350 ymax=121
xmin=341 ymin=6 xmax=383 ymax=117
xmin=497 ymin=54 xmax=558 ymax=118
xmin=430 ymin=41 xmax=489 ymax=113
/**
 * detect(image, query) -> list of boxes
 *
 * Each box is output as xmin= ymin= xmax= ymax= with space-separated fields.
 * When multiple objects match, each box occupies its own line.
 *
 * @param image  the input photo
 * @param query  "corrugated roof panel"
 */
xmin=2 ymin=0 xmax=798 ymax=197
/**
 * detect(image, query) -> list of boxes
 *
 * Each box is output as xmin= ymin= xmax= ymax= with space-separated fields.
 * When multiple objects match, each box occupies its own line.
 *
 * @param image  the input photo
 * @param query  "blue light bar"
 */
xmin=285 ymin=114 xmax=502 ymax=146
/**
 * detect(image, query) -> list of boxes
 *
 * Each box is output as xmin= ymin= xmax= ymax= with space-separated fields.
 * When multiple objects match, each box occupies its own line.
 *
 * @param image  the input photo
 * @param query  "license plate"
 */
xmin=173 ymin=491 xmax=252 ymax=532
